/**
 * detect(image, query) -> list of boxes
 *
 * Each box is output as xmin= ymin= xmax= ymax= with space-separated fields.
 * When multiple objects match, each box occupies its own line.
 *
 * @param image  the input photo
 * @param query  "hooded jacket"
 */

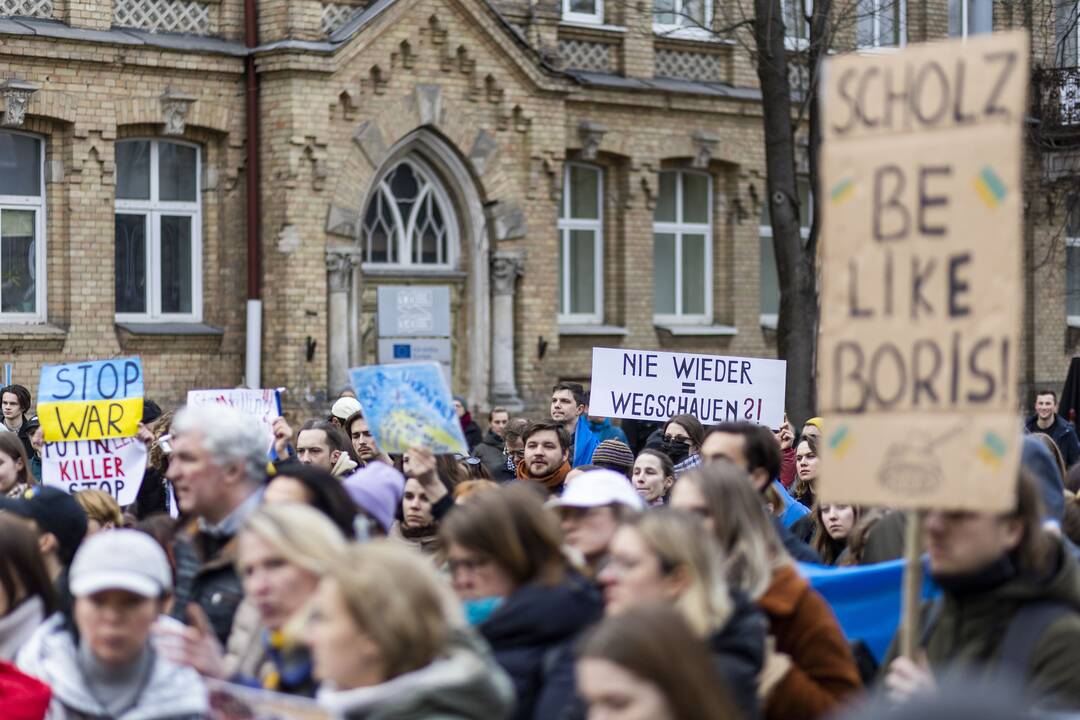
xmin=883 ymin=538 xmax=1080 ymax=709
xmin=16 ymin=615 xmax=208 ymax=720
xmin=709 ymin=590 xmax=768 ymax=720
xmin=317 ymin=630 xmax=514 ymax=720
xmin=758 ymin=565 xmax=862 ymax=720
xmin=1025 ymin=414 xmax=1080 ymax=468
xmin=480 ymin=572 xmax=603 ymax=720
xmin=475 ymin=431 xmax=514 ymax=483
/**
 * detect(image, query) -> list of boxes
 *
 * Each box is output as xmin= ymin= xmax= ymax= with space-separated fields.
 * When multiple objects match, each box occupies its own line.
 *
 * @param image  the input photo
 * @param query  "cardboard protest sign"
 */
xmin=41 ymin=437 xmax=146 ymax=506
xmin=349 ymin=362 xmax=468 ymax=455
xmin=816 ymin=32 xmax=1027 ymax=512
xmin=37 ymin=358 xmax=144 ymax=442
xmin=186 ymin=388 xmax=281 ymax=452
xmin=588 ymin=347 xmax=787 ymax=429
xmin=206 ymin=679 xmax=331 ymax=720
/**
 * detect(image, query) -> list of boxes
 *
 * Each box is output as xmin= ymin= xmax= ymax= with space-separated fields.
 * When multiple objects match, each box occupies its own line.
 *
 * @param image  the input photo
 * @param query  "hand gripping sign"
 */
xmin=37 ymin=358 xmax=144 ymax=443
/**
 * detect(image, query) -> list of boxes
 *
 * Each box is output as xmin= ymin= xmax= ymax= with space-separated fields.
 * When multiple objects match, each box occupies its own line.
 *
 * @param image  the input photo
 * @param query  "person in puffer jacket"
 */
xmin=17 ymin=530 xmax=208 ymax=720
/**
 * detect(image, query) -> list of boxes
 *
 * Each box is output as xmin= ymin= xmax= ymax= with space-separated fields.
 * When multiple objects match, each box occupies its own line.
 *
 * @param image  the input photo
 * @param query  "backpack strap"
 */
xmin=994 ymin=600 xmax=1071 ymax=680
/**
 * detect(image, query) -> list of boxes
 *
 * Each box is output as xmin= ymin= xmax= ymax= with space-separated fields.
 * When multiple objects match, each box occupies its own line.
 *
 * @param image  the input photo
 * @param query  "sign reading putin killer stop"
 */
xmin=37 ymin=358 xmax=144 ymax=442
xmin=816 ymin=33 xmax=1027 ymax=513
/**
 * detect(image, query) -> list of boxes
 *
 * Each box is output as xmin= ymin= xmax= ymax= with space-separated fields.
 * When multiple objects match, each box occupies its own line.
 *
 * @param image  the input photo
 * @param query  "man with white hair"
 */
xmin=166 ymin=403 xmax=268 ymax=644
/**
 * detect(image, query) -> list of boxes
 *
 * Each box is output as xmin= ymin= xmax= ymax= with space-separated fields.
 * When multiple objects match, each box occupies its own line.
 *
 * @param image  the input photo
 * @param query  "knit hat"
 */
xmin=591 ymin=439 xmax=634 ymax=474
xmin=343 ymin=462 xmax=406 ymax=533
xmin=804 ymin=417 xmax=824 ymax=430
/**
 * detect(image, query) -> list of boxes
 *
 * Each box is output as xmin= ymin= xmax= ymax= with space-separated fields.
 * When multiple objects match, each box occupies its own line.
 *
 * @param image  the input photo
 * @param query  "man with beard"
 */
xmin=516 ymin=421 xmax=572 ymax=496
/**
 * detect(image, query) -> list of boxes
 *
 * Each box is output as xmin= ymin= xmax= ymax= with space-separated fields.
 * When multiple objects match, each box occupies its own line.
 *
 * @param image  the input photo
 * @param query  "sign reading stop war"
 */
xmin=41 ymin=437 xmax=147 ymax=506
xmin=38 ymin=358 xmax=144 ymax=442
xmin=817 ymin=32 xmax=1027 ymax=513
xmin=588 ymin=347 xmax=787 ymax=429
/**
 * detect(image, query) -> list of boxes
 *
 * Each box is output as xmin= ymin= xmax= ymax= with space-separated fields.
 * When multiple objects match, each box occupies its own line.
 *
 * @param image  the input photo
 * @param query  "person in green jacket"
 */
xmin=883 ymin=471 xmax=1080 ymax=710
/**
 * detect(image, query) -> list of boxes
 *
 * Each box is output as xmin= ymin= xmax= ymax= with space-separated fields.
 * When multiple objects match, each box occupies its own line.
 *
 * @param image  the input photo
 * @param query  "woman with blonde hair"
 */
xmin=598 ymin=508 xmax=766 ymax=719
xmin=308 ymin=540 xmax=514 ymax=719
xmin=74 ymin=489 xmax=123 ymax=535
xmin=671 ymin=462 xmax=861 ymax=720
xmin=156 ymin=502 xmax=346 ymax=697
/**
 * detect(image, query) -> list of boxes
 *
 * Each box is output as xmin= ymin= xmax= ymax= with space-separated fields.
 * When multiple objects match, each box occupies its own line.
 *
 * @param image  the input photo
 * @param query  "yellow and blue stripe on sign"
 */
xmin=37 ymin=358 xmax=144 ymax=442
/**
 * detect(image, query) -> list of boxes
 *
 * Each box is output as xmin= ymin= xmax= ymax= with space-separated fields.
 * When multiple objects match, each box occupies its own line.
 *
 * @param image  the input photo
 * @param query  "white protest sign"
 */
xmin=41 ymin=437 xmax=147 ymax=505
xmin=588 ymin=347 xmax=787 ymax=428
xmin=186 ymin=388 xmax=281 ymax=452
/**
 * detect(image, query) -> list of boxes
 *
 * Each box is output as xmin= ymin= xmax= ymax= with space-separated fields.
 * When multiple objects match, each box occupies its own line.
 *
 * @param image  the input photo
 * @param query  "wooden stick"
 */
xmin=899 ymin=509 xmax=925 ymax=659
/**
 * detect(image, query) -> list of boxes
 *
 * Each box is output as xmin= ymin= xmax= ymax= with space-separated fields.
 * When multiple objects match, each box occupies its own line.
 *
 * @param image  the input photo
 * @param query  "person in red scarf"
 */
xmin=516 ymin=421 xmax=572 ymax=495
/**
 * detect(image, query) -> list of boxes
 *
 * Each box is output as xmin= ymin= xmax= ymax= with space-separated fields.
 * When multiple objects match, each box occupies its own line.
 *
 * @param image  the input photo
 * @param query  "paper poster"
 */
xmin=587 ymin=347 xmax=787 ymax=428
xmin=206 ymin=679 xmax=332 ymax=720
xmin=349 ymin=362 xmax=468 ymax=455
xmin=816 ymin=32 xmax=1027 ymax=512
xmin=186 ymin=388 xmax=281 ymax=452
xmin=37 ymin=358 xmax=144 ymax=442
xmin=41 ymin=437 xmax=147 ymax=506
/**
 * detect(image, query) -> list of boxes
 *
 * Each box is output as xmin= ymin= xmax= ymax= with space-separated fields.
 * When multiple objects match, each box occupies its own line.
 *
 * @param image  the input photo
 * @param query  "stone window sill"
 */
xmin=1069 ymin=316 xmax=1080 ymax=329
xmin=760 ymin=314 xmax=778 ymax=330
xmin=559 ymin=20 xmax=628 ymax=34
xmin=115 ymin=322 xmax=224 ymax=352
xmin=655 ymin=323 xmax=738 ymax=336
xmin=0 ymin=323 xmax=67 ymax=352
xmin=361 ymin=266 xmax=468 ymax=281
xmin=559 ymin=324 xmax=630 ymax=336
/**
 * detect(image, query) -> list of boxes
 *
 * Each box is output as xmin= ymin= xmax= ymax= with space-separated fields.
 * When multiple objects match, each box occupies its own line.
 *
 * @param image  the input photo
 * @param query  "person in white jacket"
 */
xmin=17 ymin=529 xmax=208 ymax=720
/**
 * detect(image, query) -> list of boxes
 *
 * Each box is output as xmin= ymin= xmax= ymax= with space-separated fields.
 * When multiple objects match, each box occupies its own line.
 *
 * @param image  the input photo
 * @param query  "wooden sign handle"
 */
xmin=899 ymin=510 xmax=925 ymax=659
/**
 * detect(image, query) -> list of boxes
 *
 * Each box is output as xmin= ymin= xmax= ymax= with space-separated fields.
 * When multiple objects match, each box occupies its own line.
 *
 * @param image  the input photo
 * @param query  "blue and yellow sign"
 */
xmin=37 ymin=358 xmax=144 ymax=442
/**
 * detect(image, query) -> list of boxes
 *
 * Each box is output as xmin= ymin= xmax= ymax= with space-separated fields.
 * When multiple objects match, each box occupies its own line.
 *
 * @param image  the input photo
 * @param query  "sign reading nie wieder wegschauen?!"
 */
xmin=38 ymin=358 xmax=144 ymax=443
xmin=816 ymin=32 xmax=1027 ymax=513
xmin=588 ymin=348 xmax=787 ymax=429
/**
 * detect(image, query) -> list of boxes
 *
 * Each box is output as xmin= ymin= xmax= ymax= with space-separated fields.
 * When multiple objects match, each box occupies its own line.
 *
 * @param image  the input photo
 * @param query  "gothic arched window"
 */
xmin=361 ymin=158 xmax=456 ymax=268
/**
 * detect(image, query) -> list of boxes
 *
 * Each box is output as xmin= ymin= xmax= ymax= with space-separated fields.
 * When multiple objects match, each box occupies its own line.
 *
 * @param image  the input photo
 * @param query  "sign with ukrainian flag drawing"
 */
xmin=38 ymin=358 xmax=144 ymax=442
xmin=349 ymin=362 xmax=468 ymax=455
xmin=816 ymin=32 xmax=1027 ymax=512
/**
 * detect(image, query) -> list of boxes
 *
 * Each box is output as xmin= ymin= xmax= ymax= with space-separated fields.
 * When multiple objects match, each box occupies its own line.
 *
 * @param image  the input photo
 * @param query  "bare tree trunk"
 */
xmin=754 ymin=0 xmax=819 ymax=425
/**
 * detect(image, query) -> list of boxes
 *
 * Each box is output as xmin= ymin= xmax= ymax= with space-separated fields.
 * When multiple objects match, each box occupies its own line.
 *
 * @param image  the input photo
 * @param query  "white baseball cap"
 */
xmin=69 ymin=529 xmax=172 ymax=599
xmin=552 ymin=469 xmax=645 ymax=511
xmin=331 ymin=396 xmax=362 ymax=421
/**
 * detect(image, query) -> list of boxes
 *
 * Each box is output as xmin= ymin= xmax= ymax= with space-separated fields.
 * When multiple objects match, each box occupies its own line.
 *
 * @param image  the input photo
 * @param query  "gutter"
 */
xmin=244 ymin=0 xmax=262 ymax=389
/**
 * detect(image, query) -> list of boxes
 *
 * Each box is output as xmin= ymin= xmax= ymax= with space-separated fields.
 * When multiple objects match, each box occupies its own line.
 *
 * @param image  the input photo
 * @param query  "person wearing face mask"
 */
xmin=17 ymin=530 xmax=209 ymax=719
xmin=308 ymin=541 xmax=514 ymax=719
xmin=155 ymin=503 xmax=347 ymax=698
xmin=440 ymin=486 xmax=603 ymax=720
xmin=576 ymin=605 xmax=739 ymax=720
xmin=552 ymin=470 xmax=645 ymax=578
xmin=631 ymin=450 xmax=676 ymax=507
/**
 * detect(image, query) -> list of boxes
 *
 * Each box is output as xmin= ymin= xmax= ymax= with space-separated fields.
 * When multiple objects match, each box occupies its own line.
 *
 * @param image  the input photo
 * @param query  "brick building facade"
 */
xmin=0 ymin=0 xmax=1077 ymax=417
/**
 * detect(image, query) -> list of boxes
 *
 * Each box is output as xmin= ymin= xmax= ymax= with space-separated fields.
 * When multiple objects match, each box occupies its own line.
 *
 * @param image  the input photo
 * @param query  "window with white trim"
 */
xmin=759 ymin=178 xmax=812 ymax=326
xmin=857 ymin=0 xmax=905 ymax=48
xmin=558 ymin=163 xmax=604 ymax=323
xmin=0 ymin=131 xmax=46 ymax=321
xmin=1067 ymin=196 xmax=1080 ymax=324
xmin=783 ymin=0 xmax=810 ymax=48
xmin=1056 ymin=0 xmax=1079 ymax=66
xmin=654 ymin=170 xmax=712 ymax=323
xmin=114 ymin=139 xmax=202 ymax=322
xmin=563 ymin=0 xmax=603 ymax=24
xmin=361 ymin=158 xmax=457 ymax=269
xmin=948 ymin=0 xmax=991 ymax=37
xmin=654 ymin=0 xmax=712 ymax=32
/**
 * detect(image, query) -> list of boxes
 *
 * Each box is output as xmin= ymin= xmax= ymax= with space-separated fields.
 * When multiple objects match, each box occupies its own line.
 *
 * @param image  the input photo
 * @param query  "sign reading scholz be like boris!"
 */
xmin=816 ymin=32 xmax=1027 ymax=513
xmin=38 ymin=358 xmax=144 ymax=442
xmin=588 ymin=348 xmax=787 ymax=429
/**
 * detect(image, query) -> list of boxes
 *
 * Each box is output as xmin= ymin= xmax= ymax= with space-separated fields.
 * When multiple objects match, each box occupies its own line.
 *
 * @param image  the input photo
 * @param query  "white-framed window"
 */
xmin=558 ymin=163 xmax=604 ymax=323
xmin=857 ymin=0 xmax=906 ymax=48
xmin=114 ymin=139 xmax=202 ymax=323
xmin=1056 ymin=0 xmax=1080 ymax=66
xmin=361 ymin=157 xmax=457 ymax=269
xmin=654 ymin=0 xmax=712 ymax=34
xmin=0 ymin=131 xmax=46 ymax=322
xmin=783 ymin=0 xmax=811 ymax=49
xmin=563 ymin=0 xmax=604 ymax=24
xmin=1067 ymin=196 xmax=1080 ymax=325
xmin=760 ymin=178 xmax=812 ymax=327
xmin=654 ymin=170 xmax=712 ymax=323
xmin=948 ymin=0 xmax=992 ymax=37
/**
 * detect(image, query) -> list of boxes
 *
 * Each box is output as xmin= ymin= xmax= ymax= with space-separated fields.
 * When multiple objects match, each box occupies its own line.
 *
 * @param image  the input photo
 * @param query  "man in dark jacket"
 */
xmin=883 ymin=472 xmax=1080 ymax=710
xmin=475 ymin=406 xmax=514 ymax=482
xmin=1025 ymin=389 xmax=1080 ymax=468
xmin=166 ymin=403 xmax=267 ymax=645
xmin=453 ymin=396 xmax=483 ymax=452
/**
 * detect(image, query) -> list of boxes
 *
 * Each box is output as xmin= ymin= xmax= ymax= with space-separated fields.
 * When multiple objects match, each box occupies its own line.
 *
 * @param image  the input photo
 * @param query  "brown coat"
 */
xmin=759 ymin=565 xmax=862 ymax=720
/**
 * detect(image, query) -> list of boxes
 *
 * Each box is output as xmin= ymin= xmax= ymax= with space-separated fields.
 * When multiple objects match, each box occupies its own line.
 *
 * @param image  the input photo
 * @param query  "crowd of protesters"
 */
xmin=1 ymin=378 xmax=1080 ymax=719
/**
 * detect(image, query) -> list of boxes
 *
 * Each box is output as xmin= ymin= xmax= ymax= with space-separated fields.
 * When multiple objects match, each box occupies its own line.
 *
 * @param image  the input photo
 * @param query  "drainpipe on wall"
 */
xmin=243 ymin=0 xmax=262 ymax=389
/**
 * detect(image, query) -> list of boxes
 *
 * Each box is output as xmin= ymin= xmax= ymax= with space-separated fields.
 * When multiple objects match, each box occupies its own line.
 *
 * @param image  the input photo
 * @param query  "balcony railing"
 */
xmin=1034 ymin=66 xmax=1080 ymax=135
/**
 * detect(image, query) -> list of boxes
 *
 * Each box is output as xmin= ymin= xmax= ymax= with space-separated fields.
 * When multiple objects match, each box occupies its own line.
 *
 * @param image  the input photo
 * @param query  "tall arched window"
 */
xmin=361 ymin=158 xmax=457 ymax=268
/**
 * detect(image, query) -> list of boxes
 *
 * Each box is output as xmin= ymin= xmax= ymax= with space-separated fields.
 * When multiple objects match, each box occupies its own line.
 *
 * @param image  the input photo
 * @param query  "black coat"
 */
xmin=475 ymin=430 xmax=514 ymax=482
xmin=462 ymin=418 xmax=483 ymax=453
xmin=1025 ymin=414 xmax=1080 ymax=468
xmin=710 ymin=591 xmax=768 ymax=720
xmin=479 ymin=572 xmax=603 ymax=720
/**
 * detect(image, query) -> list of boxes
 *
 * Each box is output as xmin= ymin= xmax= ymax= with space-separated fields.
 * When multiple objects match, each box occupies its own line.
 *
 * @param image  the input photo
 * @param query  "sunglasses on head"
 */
xmin=454 ymin=454 xmax=482 ymax=466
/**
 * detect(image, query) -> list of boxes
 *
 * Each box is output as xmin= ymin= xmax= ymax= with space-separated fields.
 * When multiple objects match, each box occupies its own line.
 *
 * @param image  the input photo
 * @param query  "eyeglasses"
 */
xmin=504 ymin=449 xmax=525 ymax=460
xmin=663 ymin=434 xmax=691 ymax=445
